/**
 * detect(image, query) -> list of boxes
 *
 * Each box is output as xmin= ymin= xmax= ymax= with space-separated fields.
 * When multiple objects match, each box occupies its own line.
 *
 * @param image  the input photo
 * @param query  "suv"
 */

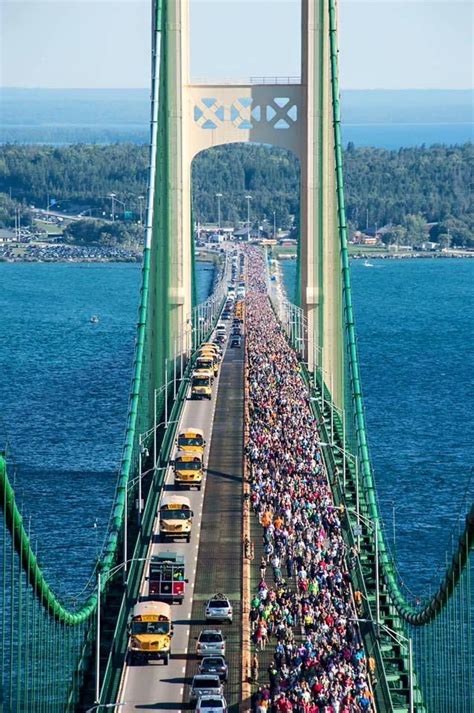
xmin=199 ymin=656 xmax=228 ymax=682
xmin=196 ymin=695 xmax=227 ymax=713
xmin=205 ymin=594 xmax=233 ymax=624
xmin=190 ymin=674 xmax=223 ymax=702
xmin=195 ymin=629 xmax=226 ymax=657
xmin=230 ymin=336 xmax=241 ymax=348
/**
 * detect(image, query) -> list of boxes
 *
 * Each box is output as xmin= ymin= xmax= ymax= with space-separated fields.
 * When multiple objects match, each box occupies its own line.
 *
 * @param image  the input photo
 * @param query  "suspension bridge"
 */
xmin=1 ymin=1 xmax=472 ymax=711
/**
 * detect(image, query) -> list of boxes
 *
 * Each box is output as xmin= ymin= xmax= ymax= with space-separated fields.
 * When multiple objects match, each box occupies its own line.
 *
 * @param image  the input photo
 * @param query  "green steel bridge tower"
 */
xmin=0 ymin=1 xmax=472 ymax=711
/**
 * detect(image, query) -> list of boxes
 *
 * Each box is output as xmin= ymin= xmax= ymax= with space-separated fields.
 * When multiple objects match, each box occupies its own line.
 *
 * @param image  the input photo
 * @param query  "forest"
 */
xmin=0 ymin=142 xmax=472 ymax=246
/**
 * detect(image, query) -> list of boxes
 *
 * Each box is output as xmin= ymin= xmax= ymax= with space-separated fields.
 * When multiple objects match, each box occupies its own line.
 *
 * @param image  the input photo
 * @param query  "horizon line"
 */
xmin=1 ymin=86 xmax=473 ymax=93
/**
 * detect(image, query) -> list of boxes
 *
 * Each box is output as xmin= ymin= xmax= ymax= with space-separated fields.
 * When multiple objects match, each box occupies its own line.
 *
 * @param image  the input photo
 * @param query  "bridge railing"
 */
xmin=268 ymin=282 xmax=473 ymax=711
xmin=327 ymin=1 xmax=473 ymax=709
xmin=264 ymin=5 xmax=474 ymax=709
xmin=0 ymin=262 xmax=228 ymax=713
xmin=190 ymin=75 xmax=301 ymax=86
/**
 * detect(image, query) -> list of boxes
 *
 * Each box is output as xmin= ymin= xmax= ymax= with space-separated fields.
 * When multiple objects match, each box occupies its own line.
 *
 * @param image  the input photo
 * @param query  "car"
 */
xmin=231 ymin=327 xmax=241 ymax=336
xmin=205 ymin=594 xmax=233 ymax=624
xmin=196 ymin=695 xmax=227 ymax=713
xmin=195 ymin=629 xmax=226 ymax=657
xmin=190 ymin=674 xmax=223 ymax=702
xmin=230 ymin=336 xmax=241 ymax=348
xmin=199 ymin=655 xmax=228 ymax=682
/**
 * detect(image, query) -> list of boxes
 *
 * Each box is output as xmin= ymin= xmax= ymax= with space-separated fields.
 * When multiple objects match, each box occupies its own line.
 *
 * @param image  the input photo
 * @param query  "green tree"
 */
xmin=380 ymin=225 xmax=407 ymax=246
xmin=405 ymin=214 xmax=428 ymax=245
xmin=65 ymin=220 xmax=102 ymax=244
xmin=0 ymin=194 xmax=32 ymax=228
xmin=437 ymin=233 xmax=450 ymax=248
xmin=437 ymin=217 xmax=472 ymax=247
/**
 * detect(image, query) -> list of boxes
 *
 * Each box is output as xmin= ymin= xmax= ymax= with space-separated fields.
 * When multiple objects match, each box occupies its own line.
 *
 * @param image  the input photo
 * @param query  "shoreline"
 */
xmin=276 ymin=251 xmax=474 ymax=261
xmin=0 ymin=245 xmax=222 ymax=265
xmin=1 ymin=246 xmax=473 ymax=265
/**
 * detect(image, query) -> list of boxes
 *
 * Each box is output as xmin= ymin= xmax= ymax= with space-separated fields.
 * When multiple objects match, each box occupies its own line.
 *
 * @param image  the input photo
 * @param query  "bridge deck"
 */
xmin=183 ymin=338 xmax=244 ymax=710
xmin=117 ymin=323 xmax=244 ymax=712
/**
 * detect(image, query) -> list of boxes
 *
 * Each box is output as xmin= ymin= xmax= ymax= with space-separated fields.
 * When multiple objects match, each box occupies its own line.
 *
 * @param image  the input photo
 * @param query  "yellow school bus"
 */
xmin=191 ymin=369 xmax=213 ymax=399
xmin=201 ymin=343 xmax=222 ymax=360
xmin=196 ymin=353 xmax=217 ymax=378
xmin=173 ymin=450 xmax=205 ymax=490
xmin=235 ymin=300 xmax=245 ymax=321
xmin=197 ymin=350 xmax=219 ymax=377
xmin=177 ymin=427 xmax=206 ymax=455
xmin=159 ymin=495 xmax=194 ymax=543
xmin=128 ymin=601 xmax=173 ymax=665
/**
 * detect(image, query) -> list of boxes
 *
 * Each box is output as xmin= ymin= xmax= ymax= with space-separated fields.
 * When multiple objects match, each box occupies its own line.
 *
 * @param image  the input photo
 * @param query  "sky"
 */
xmin=0 ymin=0 xmax=472 ymax=90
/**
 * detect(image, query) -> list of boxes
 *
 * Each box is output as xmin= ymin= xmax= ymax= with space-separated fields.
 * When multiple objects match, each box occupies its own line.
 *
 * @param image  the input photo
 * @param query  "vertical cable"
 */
xmin=16 ymin=560 xmax=23 ymax=713
xmin=2 ymin=472 xmax=6 ymax=696
xmin=9 ymin=504 xmax=15 ymax=710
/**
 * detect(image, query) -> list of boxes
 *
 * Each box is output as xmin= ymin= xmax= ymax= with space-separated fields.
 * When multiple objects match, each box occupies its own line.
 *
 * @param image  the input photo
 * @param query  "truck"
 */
xmin=148 ymin=552 xmax=186 ymax=603
xmin=128 ymin=600 xmax=173 ymax=665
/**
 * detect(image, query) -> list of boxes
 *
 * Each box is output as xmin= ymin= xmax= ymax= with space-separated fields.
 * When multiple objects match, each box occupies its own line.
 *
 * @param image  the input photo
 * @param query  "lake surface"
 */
xmin=0 ymin=258 xmax=472 ymax=600
xmin=281 ymin=257 xmax=474 ymax=596
xmin=342 ymin=122 xmax=473 ymax=149
xmin=2 ymin=123 xmax=472 ymax=149
xmin=2 ymin=88 xmax=472 ymax=149
xmin=0 ymin=262 xmax=213 ymax=598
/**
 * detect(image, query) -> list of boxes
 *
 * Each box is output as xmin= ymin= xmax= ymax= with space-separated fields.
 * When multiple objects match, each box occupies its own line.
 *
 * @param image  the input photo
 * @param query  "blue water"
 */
xmin=281 ymin=258 xmax=474 ymax=596
xmin=1 ymin=123 xmax=472 ymax=149
xmin=0 ymin=261 xmax=214 ymax=599
xmin=342 ymin=123 xmax=473 ymax=149
xmin=0 ymin=258 xmax=472 ymax=600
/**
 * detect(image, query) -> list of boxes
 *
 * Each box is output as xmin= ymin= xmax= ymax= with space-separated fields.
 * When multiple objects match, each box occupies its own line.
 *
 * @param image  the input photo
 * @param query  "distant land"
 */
xmin=0 ymin=88 xmax=472 ymax=148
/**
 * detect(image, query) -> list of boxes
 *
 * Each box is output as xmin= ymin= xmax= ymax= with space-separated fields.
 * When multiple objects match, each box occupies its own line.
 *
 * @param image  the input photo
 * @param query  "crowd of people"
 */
xmin=244 ymin=249 xmax=374 ymax=713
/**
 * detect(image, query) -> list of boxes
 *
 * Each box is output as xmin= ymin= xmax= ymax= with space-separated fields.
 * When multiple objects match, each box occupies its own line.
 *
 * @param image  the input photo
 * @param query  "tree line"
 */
xmin=0 ymin=142 xmax=472 ymax=246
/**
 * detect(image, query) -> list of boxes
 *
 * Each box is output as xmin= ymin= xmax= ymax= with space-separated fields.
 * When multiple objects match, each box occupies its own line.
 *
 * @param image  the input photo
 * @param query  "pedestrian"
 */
xmin=252 ymin=653 xmax=259 ymax=682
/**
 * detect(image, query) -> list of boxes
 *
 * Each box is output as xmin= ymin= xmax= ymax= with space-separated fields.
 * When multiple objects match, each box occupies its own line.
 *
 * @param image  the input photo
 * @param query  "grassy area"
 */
xmin=348 ymin=244 xmax=388 ymax=255
xmin=271 ymin=246 xmax=297 ymax=258
xmin=33 ymin=219 xmax=67 ymax=236
xmin=195 ymin=248 xmax=224 ymax=264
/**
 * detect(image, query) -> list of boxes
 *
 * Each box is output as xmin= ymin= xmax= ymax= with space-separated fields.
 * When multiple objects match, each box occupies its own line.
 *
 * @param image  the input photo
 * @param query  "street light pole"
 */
xmin=375 ymin=519 xmax=380 ymax=629
xmin=154 ymin=388 xmax=157 ymax=469
xmin=95 ymin=572 xmax=101 ymax=703
xmin=347 ymin=510 xmax=380 ymax=629
xmin=216 ymin=193 xmax=223 ymax=233
xmin=138 ymin=195 xmax=144 ymax=224
xmin=245 ymin=195 xmax=252 ymax=241
xmin=350 ymin=618 xmax=413 ymax=713
xmin=109 ymin=193 xmax=116 ymax=222
xmin=164 ymin=357 xmax=168 ymax=427
xmin=124 ymin=490 xmax=128 ymax=579
xmin=95 ymin=559 xmax=150 ymax=704
xmin=408 ymin=636 xmax=414 ymax=713
xmin=137 ymin=436 xmax=149 ymax=527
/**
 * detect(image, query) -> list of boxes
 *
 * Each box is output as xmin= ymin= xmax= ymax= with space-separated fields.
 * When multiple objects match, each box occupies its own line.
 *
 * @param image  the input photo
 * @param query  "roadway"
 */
xmin=116 ymin=317 xmax=244 ymax=711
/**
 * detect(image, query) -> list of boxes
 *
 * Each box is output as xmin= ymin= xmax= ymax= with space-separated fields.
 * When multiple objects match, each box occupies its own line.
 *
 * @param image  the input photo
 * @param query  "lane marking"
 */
xmin=119 ymin=318 xmax=230 ymax=705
